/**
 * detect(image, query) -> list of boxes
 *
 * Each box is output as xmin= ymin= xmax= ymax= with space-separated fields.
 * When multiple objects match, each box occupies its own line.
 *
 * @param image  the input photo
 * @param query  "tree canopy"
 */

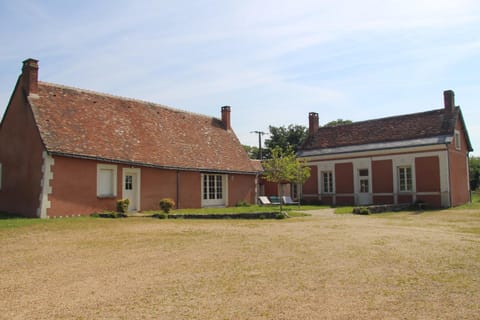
xmin=243 ymin=145 xmax=261 ymax=160
xmin=244 ymin=120 xmax=352 ymax=159
xmin=324 ymin=119 xmax=353 ymax=127
xmin=264 ymin=124 xmax=307 ymax=154
xmin=470 ymin=156 xmax=480 ymax=190
xmin=262 ymin=147 xmax=311 ymax=210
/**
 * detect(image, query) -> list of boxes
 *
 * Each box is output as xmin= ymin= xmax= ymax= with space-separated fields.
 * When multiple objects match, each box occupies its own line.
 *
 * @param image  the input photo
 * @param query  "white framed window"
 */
xmin=398 ymin=166 xmax=412 ymax=192
xmin=97 ymin=164 xmax=117 ymax=197
xmin=359 ymin=169 xmax=369 ymax=193
xmin=125 ymin=175 xmax=133 ymax=190
xmin=202 ymin=174 xmax=227 ymax=206
xmin=322 ymin=171 xmax=333 ymax=193
xmin=454 ymin=130 xmax=461 ymax=150
xmin=203 ymin=174 xmax=224 ymax=200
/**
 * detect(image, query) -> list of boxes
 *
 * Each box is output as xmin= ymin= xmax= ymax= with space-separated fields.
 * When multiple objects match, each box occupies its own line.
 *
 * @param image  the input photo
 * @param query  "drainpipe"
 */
xmin=467 ymin=152 xmax=471 ymax=204
xmin=447 ymin=145 xmax=452 ymax=208
xmin=176 ymin=170 xmax=180 ymax=209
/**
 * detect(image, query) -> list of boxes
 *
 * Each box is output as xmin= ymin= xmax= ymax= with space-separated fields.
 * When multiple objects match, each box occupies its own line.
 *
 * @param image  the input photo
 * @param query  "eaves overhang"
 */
xmin=297 ymin=136 xmax=452 ymax=158
xmin=48 ymin=151 xmax=259 ymax=175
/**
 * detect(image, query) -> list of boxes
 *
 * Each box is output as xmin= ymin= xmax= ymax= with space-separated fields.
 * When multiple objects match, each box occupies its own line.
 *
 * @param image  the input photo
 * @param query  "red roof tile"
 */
xmin=29 ymin=82 xmax=257 ymax=173
xmin=301 ymin=108 xmax=470 ymax=151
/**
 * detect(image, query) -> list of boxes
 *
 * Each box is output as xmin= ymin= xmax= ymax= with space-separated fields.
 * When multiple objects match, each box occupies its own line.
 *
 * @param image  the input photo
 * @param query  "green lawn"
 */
xmin=333 ymin=190 xmax=480 ymax=214
xmin=0 ymin=204 xmax=326 ymax=228
xmin=0 ymin=213 xmax=48 ymax=229
xmin=144 ymin=204 xmax=328 ymax=215
xmin=454 ymin=190 xmax=480 ymax=210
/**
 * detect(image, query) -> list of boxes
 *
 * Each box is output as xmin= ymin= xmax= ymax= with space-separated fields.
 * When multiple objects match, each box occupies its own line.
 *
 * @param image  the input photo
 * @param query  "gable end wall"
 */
xmin=0 ymin=81 xmax=45 ymax=217
xmin=448 ymin=117 xmax=470 ymax=206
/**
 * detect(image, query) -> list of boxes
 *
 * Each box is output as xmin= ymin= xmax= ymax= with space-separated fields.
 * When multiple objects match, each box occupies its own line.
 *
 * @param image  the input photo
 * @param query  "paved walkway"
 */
xmin=298 ymin=208 xmax=336 ymax=217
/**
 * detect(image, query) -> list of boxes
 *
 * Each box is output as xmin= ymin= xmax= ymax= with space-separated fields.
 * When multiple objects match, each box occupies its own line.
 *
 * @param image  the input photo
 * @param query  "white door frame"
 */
xmin=201 ymin=174 xmax=228 ymax=207
xmin=357 ymin=167 xmax=372 ymax=206
xmin=122 ymin=168 xmax=141 ymax=211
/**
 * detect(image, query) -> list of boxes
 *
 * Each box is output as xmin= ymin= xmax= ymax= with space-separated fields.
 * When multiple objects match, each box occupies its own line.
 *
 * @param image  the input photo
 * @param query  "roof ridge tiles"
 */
xmin=322 ymin=107 xmax=451 ymax=128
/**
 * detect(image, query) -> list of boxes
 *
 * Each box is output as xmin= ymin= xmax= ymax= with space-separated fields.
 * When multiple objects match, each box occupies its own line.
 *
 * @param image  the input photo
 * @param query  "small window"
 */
xmin=97 ymin=164 xmax=117 ymax=197
xmin=125 ymin=175 xmax=133 ymax=190
xmin=455 ymin=131 xmax=461 ymax=150
xmin=398 ymin=166 xmax=412 ymax=192
xmin=359 ymin=169 xmax=369 ymax=177
xmin=322 ymin=171 xmax=333 ymax=193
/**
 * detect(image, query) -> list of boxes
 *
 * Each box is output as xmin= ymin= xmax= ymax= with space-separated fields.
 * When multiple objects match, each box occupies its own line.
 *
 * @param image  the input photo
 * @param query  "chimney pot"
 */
xmin=443 ymin=90 xmax=455 ymax=112
xmin=221 ymin=106 xmax=231 ymax=130
xmin=22 ymin=58 xmax=39 ymax=96
xmin=308 ymin=112 xmax=319 ymax=136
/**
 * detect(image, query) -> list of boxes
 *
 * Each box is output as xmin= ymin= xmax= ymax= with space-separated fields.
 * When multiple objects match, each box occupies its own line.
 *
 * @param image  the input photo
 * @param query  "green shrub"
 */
xmin=275 ymin=212 xmax=287 ymax=219
xmin=92 ymin=211 xmax=127 ymax=218
xmin=235 ymin=200 xmax=250 ymax=207
xmin=159 ymin=198 xmax=175 ymax=213
xmin=353 ymin=207 xmax=370 ymax=215
xmin=155 ymin=212 xmax=168 ymax=219
xmin=359 ymin=207 xmax=370 ymax=215
xmin=116 ymin=199 xmax=130 ymax=213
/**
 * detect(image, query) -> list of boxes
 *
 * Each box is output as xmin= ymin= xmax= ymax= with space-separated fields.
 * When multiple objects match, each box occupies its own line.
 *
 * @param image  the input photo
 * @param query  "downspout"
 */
xmin=255 ymin=172 xmax=259 ymax=205
xmin=446 ymin=144 xmax=452 ymax=208
xmin=467 ymin=152 xmax=471 ymax=204
xmin=176 ymin=170 xmax=180 ymax=209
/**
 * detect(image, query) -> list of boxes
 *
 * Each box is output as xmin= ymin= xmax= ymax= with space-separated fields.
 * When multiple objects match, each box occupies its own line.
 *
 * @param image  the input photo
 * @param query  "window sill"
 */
xmin=97 ymin=195 xmax=117 ymax=199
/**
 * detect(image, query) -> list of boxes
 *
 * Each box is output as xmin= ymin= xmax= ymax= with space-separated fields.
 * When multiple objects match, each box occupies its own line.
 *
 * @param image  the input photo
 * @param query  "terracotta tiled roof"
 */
xmin=250 ymin=159 xmax=264 ymax=172
xmin=301 ymin=108 xmax=466 ymax=151
xmin=29 ymin=82 xmax=257 ymax=173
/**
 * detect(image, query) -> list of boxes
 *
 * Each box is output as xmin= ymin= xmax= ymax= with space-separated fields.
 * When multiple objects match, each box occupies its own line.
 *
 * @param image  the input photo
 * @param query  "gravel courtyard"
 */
xmin=1 ymin=209 xmax=479 ymax=319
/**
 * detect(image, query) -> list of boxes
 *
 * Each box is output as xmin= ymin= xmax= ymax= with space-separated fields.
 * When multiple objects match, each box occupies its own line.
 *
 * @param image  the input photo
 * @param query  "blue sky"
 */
xmin=1 ymin=0 xmax=479 ymax=155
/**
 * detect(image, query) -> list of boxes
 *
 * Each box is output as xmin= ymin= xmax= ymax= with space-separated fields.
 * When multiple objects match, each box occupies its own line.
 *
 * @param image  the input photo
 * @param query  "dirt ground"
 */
xmin=1 ymin=209 xmax=479 ymax=319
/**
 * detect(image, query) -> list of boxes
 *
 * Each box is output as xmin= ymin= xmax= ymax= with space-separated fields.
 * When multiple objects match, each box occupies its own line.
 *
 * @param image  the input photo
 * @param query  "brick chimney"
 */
xmin=221 ymin=106 xmax=231 ymax=130
xmin=443 ymin=90 xmax=455 ymax=112
xmin=308 ymin=112 xmax=319 ymax=136
xmin=22 ymin=58 xmax=39 ymax=96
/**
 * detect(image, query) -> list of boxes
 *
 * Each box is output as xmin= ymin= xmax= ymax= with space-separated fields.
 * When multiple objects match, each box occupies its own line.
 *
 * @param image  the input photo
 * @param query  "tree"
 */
xmin=243 ymin=145 xmax=260 ymax=159
xmin=262 ymin=147 xmax=311 ymax=211
xmin=289 ymin=157 xmax=311 ymax=204
xmin=470 ymin=156 xmax=480 ymax=190
xmin=325 ymin=119 xmax=352 ymax=127
xmin=264 ymin=125 xmax=307 ymax=155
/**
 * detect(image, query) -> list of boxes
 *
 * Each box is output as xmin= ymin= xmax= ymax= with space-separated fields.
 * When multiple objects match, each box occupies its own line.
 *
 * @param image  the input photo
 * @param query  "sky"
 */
xmin=1 ymin=0 xmax=479 ymax=155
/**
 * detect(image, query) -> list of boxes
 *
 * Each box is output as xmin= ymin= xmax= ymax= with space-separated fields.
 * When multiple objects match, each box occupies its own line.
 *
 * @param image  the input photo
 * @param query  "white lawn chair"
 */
xmin=282 ymin=196 xmax=300 ymax=205
xmin=258 ymin=196 xmax=272 ymax=205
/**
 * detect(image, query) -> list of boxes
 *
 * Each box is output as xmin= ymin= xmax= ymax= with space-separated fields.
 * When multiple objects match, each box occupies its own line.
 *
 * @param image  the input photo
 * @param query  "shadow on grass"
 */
xmin=0 ymin=212 xmax=47 ymax=230
xmin=0 ymin=212 xmax=31 ymax=220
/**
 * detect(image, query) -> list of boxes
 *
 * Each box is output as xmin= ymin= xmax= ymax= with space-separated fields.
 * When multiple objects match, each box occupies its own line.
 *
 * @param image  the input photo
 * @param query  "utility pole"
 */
xmin=251 ymin=131 xmax=266 ymax=160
